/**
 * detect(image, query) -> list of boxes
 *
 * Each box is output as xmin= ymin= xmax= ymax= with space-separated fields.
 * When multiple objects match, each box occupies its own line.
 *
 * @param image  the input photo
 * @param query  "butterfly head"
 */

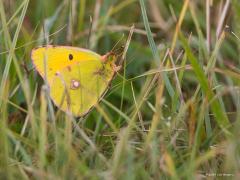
xmin=100 ymin=46 xmax=124 ymax=64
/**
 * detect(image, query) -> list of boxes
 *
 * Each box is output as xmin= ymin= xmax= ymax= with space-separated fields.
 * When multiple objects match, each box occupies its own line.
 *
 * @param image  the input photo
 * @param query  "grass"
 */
xmin=0 ymin=0 xmax=240 ymax=179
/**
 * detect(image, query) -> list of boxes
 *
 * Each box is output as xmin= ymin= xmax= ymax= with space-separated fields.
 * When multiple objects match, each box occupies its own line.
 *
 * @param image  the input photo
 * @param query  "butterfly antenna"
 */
xmin=225 ymin=25 xmax=240 ymax=41
xmin=112 ymin=46 xmax=125 ymax=57
xmin=86 ymin=16 xmax=93 ymax=49
xmin=110 ymin=34 xmax=125 ymax=53
xmin=118 ymin=25 xmax=135 ymax=66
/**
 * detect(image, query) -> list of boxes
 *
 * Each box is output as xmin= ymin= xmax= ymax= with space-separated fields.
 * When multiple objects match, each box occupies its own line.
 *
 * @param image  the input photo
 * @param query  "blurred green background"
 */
xmin=0 ymin=0 xmax=240 ymax=179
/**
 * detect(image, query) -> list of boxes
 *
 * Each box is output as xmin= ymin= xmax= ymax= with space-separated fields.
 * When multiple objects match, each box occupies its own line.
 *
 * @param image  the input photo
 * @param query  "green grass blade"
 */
xmin=139 ymin=0 xmax=176 ymax=99
xmin=179 ymin=32 xmax=230 ymax=134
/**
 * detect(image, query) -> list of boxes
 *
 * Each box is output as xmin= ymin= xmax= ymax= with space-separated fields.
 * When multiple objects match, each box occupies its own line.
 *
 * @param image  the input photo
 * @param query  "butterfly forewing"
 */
xmin=31 ymin=46 xmax=101 ymax=82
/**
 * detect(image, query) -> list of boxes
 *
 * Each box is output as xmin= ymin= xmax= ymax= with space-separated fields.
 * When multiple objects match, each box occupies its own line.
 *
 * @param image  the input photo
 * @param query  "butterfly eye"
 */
xmin=69 ymin=54 xmax=73 ymax=60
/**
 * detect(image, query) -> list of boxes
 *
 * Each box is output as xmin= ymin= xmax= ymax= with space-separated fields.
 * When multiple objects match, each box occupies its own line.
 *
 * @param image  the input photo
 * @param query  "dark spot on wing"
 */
xmin=67 ymin=66 xmax=71 ymax=71
xmin=69 ymin=54 xmax=73 ymax=60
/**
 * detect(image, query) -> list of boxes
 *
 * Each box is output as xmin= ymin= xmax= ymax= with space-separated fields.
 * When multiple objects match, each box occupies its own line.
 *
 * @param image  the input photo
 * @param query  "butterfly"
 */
xmin=31 ymin=45 xmax=121 ymax=117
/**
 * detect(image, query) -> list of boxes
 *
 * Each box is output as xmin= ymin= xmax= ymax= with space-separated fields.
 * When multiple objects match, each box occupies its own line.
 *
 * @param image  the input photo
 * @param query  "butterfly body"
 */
xmin=31 ymin=45 xmax=117 ymax=116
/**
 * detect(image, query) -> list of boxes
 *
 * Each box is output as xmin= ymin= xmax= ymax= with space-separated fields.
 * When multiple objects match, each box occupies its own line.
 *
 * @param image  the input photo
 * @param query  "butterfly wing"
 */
xmin=31 ymin=45 xmax=101 ymax=82
xmin=49 ymin=59 xmax=115 ymax=116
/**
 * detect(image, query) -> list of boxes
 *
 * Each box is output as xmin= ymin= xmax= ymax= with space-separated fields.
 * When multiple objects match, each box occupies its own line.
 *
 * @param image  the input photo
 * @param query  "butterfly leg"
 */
xmin=112 ymin=64 xmax=121 ymax=72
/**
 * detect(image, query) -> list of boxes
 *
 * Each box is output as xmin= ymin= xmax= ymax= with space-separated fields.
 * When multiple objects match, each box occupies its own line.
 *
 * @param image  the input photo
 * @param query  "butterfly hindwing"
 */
xmin=49 ymin=60 xmax=114 ymax=116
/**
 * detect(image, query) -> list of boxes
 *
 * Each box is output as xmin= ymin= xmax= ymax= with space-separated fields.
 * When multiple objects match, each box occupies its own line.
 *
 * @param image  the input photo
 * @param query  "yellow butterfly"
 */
xmin=31 ymin=45 xmax=120 ymax=117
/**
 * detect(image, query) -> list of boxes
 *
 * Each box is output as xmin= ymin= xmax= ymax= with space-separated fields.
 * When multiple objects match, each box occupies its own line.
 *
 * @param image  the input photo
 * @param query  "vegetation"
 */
xmin=0 ymin=0 xmax=239 ymax=179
